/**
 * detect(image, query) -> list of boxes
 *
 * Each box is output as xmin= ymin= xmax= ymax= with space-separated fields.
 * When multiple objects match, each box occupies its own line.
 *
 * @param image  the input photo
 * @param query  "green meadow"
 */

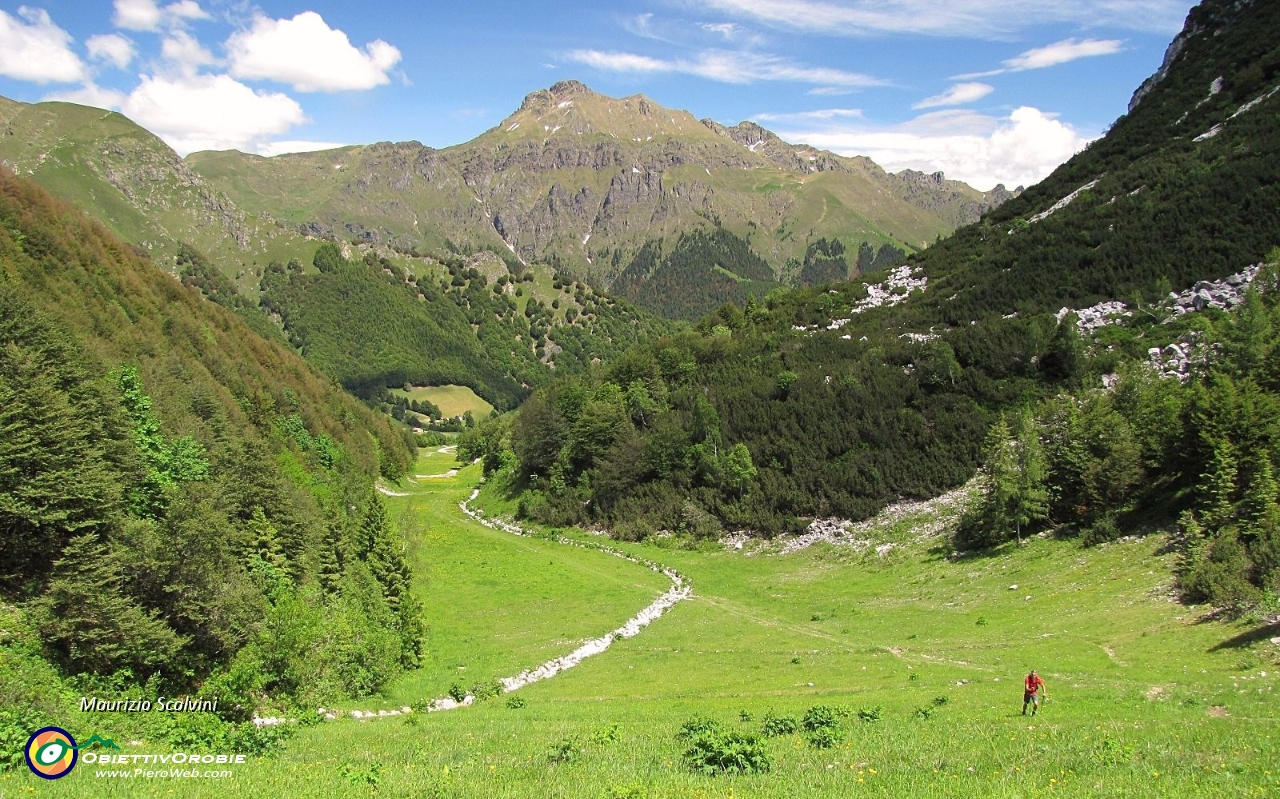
xmin=16 ymin=452 xmax=1279 ymax=797
xmin=390 ymin=386 xmax=495 ymax=420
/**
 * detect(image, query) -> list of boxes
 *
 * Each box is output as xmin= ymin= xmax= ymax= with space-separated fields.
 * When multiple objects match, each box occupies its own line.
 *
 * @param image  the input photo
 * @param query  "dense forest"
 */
xmin=255 ymin=243 xmax=672 ymax=410
xmin=796 ymin=239 xmax=906 ymax=287
xmin=612 ymin=228 xmax=782 ymax=320
xmin=0 ymin=170 xmax=421 ymax=753
xmin=469 ymin=0 xmax=1280 ymax=612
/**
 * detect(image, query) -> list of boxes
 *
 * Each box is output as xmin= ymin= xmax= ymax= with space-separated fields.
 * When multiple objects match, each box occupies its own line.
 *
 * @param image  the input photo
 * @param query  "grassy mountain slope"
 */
xmin=0 ymin=97 xmax=315 ymax=290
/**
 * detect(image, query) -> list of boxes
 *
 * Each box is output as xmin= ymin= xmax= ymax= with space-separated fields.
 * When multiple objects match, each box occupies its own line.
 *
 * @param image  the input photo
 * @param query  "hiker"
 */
xmin=1022 ymin=669 xmax=1047 ymax=715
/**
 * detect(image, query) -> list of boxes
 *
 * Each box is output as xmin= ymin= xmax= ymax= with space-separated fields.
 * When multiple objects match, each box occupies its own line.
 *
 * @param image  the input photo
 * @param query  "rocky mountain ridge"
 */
xmin=186 ymin=80 xmax=1013 ymax=287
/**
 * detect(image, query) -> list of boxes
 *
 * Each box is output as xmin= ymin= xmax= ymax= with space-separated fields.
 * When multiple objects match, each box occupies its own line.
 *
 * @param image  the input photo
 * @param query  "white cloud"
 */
xmin=754 ymin=108 xmax=863 ymax=122
xmin=255 ymin=140 xmax=349 ymax=157
xmin=912 ymin=82 xmax=993 ymax=109
xmin=44 ymin=82 xmax=127 ymax=110
xmin=86 ymin=33 xmax=136 ymax=70
xmin=1003 ymin=38 xmax=1124 ymax=70
xmin=697 ymin=21 xmax=765 ymax=45
xmin=567 ymin=48 xmax=884 ymax=88
xmin=807 ymin=86 xmax=857 ymax=96
xmin=955 ymin=38 xmax=1124 ymax=78
xmin=226 ymin=12 xmax=402 ymax=92
xmin=161 ymin=30 xmax=215 ymax=73
xmin=0 ymin=7 xmax=86 ymax=84
xmin=113 ymin=0 xmax=161 ymax=31
xmin=122 ymin=73 xmax=306 ymax=154
xmin=698 ymin=0 xmax=1188 ymax=38
xmin=774 ymin=106 xmax=1093 ymax=190
xmin=112 ymin=0 xmax=208 ymax=32
xmin=165 ymin=0 xmax=209 ymax=23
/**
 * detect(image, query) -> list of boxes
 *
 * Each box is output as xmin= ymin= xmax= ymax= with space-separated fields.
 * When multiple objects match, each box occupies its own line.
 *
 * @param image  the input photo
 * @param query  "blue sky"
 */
xmin=0 ymin=0 xmax=1196 ymax=190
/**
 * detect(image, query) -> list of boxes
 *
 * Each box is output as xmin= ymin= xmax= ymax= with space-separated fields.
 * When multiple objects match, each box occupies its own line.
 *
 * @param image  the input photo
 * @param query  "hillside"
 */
xmin=185 ymin=81 xmax=1010 ymax=290
xmin=0 ymin=168 xmax=423 ymax=745
xmin=487 ymin=0 xmax=1280 ymax=603
xmin=0 ymin=96 xmax=315 ymax=291
xmin=254 ymin=242 xmax=672 ymax=409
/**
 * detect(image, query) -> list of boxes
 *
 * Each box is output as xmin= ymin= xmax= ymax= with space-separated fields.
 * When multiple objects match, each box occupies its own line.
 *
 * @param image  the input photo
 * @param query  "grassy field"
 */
xmin=16 ymin=455 xmax=1280 ymax=797
xmin=391 ymin=385 xmax=495 ymax=419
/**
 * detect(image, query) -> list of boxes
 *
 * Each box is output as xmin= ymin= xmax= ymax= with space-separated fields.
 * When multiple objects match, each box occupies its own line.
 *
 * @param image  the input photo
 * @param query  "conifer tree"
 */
xmin=1012 ymin=410 xmax=1050 ymax=544
xmin=1199 ymin=440 xmax=1239 ymax=530
xmin=32 ymin=535 xmax=184 ymax=676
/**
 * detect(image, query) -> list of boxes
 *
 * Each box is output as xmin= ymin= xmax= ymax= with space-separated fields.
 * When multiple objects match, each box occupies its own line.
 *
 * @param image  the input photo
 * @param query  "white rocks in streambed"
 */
xmin=500 ymin=576 xmax=692 ymax=693
xmin=448 ymin=488 xmax=692 ymax=700
xmin=427 ymin=695 xmax=474 ymax=712
xmin=252 ymin=716 xmax=293 ymax=727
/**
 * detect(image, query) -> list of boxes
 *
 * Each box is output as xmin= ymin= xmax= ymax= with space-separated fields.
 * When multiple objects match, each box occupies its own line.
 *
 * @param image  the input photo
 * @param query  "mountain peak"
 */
xmin=519 ymin=79 xmax=598 ymax=112
xmin=497 ymin=81 xmax=714 ymax=141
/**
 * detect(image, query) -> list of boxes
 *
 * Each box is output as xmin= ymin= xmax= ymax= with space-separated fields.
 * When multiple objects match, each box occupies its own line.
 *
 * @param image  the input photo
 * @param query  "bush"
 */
xmin=0 ymin=707 xmax=45 ymax=772
xmin=1082 ymin=513 xmax=1122 ymax=546
xmin=760 ymin=710 xmax=798 ymax=737
xmin=857 ymin=706 xmax=883 ymax=723
xmin=506 ymin=695 xmax=527 ymax=709
xmin=339 ymin=762 xmax=381 ymax=786
xmin=677 ymin=715 xmax=725 ymax=740
xmin=801 ymin=705 xmax=842 ymax=732
xmin=547 ymin=737 xmax=582 ymax=764
xmin=682 ymin=729 xmax=771 ymax=775
xmin=447 ymin=683 xmax=468 ymax=703
xmin=590 ymin=724 xmax=621 ymax=745
xmin=807 ymin=727 xmax=841 ymax=748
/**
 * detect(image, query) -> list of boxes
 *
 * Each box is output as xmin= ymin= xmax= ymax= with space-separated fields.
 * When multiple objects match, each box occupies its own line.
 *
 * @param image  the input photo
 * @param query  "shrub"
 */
xmin=506 ymin=695 xmax=527 ymax=709
xmin=857 ymin=706 xmax=883 ymax=723
xmin=1082 ymin=513 xmax=1122 ymax=546
xmin=0 ymin=707 xmax=44 ymax=772
xmin=447 ymin=683 xmax=468 ymax=702
xmin=547 ymin=737 xmax=582 ymax=764
xmin=677 ymin=715 xmax=725 ymax=740
xmin=590 ymin=724 xmax=621 ymax=745
xmin=227 ymin=722 xmax=294 ymax=757
xmin=683 ymin=728 xmax=771 ymax=775
xmin=760 ymin=710 xmax=798 ymax=737
xmin=802 ymin=705 xmax=841 ymax=732
xmin=470 ymin=679 xmax=503 ymax=701
xmin=339 ymin=762 xmax=381 ymax=786
xmin=807 ymin=727 xmax=840 ymax=748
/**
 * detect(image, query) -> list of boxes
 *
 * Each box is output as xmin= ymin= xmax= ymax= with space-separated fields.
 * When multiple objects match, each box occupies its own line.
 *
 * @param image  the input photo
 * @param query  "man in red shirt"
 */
xmin=1022 ymin=670 xmax=1047 ymax=715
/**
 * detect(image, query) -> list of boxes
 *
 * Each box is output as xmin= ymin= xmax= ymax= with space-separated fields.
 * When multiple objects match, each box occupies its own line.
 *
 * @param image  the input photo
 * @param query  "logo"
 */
xmin=25 ymin=726 xmax=78 ymax=780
